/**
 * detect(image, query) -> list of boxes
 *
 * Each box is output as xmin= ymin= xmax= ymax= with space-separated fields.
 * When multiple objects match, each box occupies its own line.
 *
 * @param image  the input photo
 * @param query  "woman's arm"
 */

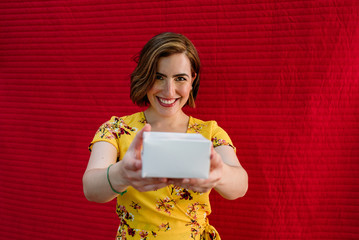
xmin=82 ymin=141 xmax=122 ymax=203
xmin=82 ymin=124 xmax=169 ymax=203
xmin=213 ymin=146 xmax=248 ymax=200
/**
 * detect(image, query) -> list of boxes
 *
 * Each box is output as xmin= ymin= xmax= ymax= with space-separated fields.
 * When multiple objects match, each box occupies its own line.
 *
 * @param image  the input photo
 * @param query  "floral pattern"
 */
xmin=211 ymin=137 xmax=235 ymax=149
xmin=155 ymin=197 xmax=176 ymax=215
xmin=186 ymin=219 xmax=202 ymax=239
xmin=158 ymin=222 xmax=171 ymax=232
xmin=138 ymin=230 xmax=148 ymax=239
xmin=138 ymin=117 xmax=147 ymax=124
xmin=96 ymin=117 xmax=137 ymax=140
xmin=185 ymin=203 xmax=209 ymax=239
xmin=187 ymin=203 xmax=207 ymax=219
xmin=200 ymin=229 xmax=218 ymax=240
xmin=130 ymin=201 xmax=141 ymax=212
xmin=116 ymin=204 xmax=157 ymax=239
xmin=116 ymin=205 xmax=136 ymax=239
xmin=90 ymin=112 xmax=235 ymax=239
xmin=170 ymin=185 xmax=193 ymax=200
xmin=188 ymin=123 xmax=206 ymax=133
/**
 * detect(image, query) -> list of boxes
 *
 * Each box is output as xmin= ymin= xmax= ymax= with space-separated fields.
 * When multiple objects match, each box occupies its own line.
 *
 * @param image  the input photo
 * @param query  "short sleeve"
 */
xmin=88 ymin=116 xmax=126 ymax=154
xmin=211 ymin=121 xmax=236 ymax=152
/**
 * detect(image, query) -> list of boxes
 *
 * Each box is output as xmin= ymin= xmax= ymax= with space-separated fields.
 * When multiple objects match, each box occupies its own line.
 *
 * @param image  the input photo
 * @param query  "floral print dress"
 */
xmin=89 ymin=112 xmax=235 ymax=240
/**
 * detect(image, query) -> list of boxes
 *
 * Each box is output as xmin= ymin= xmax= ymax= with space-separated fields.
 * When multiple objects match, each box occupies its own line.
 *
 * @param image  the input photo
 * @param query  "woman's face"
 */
xmin=147 ymin=53 xmax=195 ymax=118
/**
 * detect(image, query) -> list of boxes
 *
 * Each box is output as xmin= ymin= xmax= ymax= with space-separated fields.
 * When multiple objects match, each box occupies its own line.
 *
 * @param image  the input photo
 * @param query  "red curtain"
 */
xmin=1 ymin=1 xmax=358 ymax=239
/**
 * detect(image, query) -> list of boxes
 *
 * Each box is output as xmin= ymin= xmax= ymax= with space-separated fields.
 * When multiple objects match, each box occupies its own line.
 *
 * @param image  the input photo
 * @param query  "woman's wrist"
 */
xmin=108 ymin=162 xmax=128 ymax=194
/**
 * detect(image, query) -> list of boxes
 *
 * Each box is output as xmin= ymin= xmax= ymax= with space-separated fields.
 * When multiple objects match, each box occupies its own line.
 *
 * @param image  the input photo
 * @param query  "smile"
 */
xmin=157 ymin=97 xmax=178 ymax=107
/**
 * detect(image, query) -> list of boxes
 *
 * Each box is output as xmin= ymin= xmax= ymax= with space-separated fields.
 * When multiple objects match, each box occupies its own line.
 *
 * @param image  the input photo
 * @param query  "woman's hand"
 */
xmin=169 ymin=146 xmax=224 ymax=193
xmin=111 ymin=124 xmax=169 ymax=192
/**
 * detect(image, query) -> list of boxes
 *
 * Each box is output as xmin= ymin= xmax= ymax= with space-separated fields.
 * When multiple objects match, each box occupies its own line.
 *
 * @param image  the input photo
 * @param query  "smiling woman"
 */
xmin=83 ymin=32 xmax=248 ymax=240
xmin=146 ymin=53 xmax=195 ymax=123
xmin=130 ymin=32 xmax=200 ymax=108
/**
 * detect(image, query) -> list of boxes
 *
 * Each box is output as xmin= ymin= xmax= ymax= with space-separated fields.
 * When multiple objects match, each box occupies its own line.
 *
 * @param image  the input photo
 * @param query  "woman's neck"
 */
xmin=144 ymin=108 xmax=189 ymax=133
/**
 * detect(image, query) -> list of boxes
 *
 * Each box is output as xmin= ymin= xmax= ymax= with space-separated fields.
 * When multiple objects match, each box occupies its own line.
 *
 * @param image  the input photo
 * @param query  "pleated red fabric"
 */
xmin=1 ymin=1 xmax=358 ymax=239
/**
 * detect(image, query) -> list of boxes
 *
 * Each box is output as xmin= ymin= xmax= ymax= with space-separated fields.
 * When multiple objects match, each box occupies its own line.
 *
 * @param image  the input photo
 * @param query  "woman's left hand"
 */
xmin=169 ymin=146 xmax=224 ymax=193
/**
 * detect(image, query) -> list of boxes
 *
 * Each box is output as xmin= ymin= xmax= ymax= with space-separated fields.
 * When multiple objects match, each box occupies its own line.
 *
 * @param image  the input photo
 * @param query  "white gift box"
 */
xmin=141 ymin=131 xmax=211 ymax=179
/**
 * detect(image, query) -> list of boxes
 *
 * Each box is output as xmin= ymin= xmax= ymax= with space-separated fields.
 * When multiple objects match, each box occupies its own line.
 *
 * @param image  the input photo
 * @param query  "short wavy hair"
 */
xmin=130 ymin=32 xmax=201 ymax=108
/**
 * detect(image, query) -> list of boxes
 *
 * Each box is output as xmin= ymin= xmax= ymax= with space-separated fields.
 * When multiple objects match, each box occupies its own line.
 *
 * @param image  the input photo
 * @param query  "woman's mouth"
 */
xmin=157 ymin=97 xmax=178 ymax=107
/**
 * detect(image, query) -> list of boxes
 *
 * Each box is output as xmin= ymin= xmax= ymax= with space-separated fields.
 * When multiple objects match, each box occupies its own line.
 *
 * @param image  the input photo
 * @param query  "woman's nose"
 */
xmin=163 ymin=80 xmax=175 ymax=96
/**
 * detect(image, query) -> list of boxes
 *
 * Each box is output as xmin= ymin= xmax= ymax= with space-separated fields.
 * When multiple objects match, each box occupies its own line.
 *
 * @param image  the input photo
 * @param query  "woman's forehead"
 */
xmin=157 ymin=53 xmax=192 ymax=73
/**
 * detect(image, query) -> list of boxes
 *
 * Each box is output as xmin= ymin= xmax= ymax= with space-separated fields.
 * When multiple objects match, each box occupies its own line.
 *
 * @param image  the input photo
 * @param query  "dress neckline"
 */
xmin=141 ymin=111 xmax=192 ymax=133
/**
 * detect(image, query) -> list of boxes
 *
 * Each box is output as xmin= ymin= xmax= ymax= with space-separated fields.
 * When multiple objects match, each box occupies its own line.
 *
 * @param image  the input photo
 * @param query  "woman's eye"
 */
xmin=155 ymin=75 xmax=164 ymax=80
xmin=176 ymin=77 xmax=187 ymax=81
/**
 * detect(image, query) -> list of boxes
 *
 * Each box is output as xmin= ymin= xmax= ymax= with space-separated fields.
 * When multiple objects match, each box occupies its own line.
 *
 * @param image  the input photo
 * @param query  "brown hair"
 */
xmin=130 ymin=32 xmax=200 ymax=107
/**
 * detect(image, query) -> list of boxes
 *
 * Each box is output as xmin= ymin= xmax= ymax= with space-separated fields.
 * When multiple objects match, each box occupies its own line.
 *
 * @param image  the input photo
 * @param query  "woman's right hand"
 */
xmin=111 ymin=124 xmax=169 ymax=192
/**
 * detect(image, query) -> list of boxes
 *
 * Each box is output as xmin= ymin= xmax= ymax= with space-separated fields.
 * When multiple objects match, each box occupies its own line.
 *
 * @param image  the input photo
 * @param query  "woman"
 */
xmin=83 ymin=32 xmax=248 ymax=239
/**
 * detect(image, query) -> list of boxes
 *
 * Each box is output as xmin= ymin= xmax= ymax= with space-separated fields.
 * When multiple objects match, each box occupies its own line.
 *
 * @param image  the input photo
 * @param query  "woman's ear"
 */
xmin=191 ymin=72 xmax=197 ymax=84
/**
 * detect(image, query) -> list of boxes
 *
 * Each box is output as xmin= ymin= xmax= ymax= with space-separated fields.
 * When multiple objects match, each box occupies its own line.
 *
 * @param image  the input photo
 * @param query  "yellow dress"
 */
xmin=89 ymin=112 xmax=235 ymax=240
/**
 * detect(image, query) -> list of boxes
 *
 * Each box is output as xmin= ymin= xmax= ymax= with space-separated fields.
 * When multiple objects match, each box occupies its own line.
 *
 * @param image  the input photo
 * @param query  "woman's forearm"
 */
xmin=83 ymin=166 xmax=126 ymax=203
xmin=214 ymin=163 xmax=248 ymax=200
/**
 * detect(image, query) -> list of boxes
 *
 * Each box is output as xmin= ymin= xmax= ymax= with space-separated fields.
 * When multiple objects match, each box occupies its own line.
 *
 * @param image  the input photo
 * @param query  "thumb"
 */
xmin=131 ymin=124 xmax=151 ymax=159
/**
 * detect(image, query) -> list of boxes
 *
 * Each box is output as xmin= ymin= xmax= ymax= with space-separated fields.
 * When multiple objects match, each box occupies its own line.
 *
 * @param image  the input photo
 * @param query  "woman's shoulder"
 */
xmin=189 ymin=116 xmax=219 ymax=130
xmin=89 ymin=112 xmax=144 ymax=153
xmin=189 ymin=116 xmax=235 ymax=150
xmin=187 ymin=116 xmax=223 ymax=136
xmin=107 ymin=112 xmax=145 ymax=125
xmin=99 ymin=112 xmax=145 ymax=134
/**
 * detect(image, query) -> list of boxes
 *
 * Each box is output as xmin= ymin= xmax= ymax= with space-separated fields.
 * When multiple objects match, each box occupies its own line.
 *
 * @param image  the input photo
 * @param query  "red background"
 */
xmin=1 ymin=1 xmax=358 ymax=239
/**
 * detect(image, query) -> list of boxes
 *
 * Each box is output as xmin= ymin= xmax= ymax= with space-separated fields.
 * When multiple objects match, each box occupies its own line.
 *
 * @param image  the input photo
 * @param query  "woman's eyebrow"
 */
xmin=156 ymin=72 xmax=190 ymax=78
xmin=173 ymin=73 xmax=190 ymax=78
xmin=156 ymin=72 xmax=167 ymax=77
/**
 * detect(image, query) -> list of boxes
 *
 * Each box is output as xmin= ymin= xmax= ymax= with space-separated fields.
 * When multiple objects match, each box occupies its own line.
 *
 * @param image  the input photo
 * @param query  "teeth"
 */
xmin=159 ymin=98 xmax=176 ymax=104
